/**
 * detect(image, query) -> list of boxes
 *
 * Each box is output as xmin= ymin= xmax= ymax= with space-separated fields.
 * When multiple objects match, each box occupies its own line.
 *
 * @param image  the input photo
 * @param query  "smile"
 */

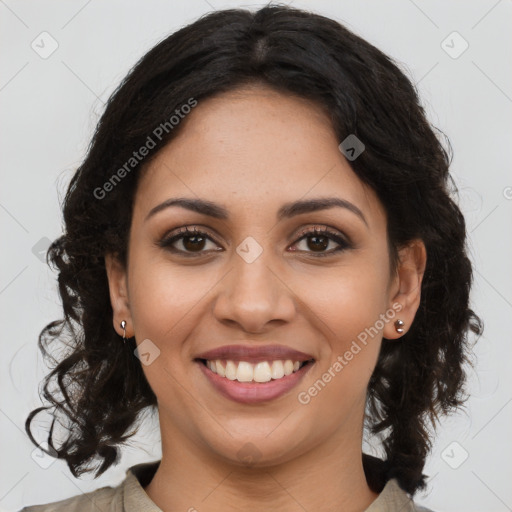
xmin=202 ymin=358 xmax=311 ymax=382
xmin=196 ymin=358 xmax=315 ymax=404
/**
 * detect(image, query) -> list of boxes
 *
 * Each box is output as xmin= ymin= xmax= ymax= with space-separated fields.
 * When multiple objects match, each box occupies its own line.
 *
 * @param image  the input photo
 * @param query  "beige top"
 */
xmin=20 ymin=461 xmax=435 ymax=512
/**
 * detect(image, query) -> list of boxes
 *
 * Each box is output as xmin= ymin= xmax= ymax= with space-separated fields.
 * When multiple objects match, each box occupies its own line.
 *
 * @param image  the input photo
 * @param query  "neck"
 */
xmin=144 ymin=425 xmax=379 ymax=512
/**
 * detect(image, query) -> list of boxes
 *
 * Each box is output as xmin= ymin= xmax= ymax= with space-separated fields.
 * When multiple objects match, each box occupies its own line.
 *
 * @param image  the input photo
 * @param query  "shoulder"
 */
xmin=362 ymin=456 xmax=437 ymax=512
xmin=366 ymin=478 xmax=437 ymax=512
xmin=18 ymin=478 xmax=124 ymax=512
xmin=18 ymin=460 xmax=161 ymax=512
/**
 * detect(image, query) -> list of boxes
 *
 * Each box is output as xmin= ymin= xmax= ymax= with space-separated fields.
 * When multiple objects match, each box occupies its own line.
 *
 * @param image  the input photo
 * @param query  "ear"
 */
xmin=383 ymin=239 xmax=427 ymax=340
xmin=105 ymin=253 xmax=134 ymax=338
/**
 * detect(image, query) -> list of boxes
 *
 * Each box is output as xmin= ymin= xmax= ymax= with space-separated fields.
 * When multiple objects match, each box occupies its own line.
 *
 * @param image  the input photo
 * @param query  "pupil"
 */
xmin=308 ymin=235 xmax=328 ymax=251
xmin=184 ymin=235 xmax=205 ymax=251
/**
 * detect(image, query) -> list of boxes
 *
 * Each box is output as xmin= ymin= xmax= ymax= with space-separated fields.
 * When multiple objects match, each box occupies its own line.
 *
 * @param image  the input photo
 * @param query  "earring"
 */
xmin=394 ymin=319 xmax=405 ymax=334
xmin=120 ymin=320 xmax=127 ymax=344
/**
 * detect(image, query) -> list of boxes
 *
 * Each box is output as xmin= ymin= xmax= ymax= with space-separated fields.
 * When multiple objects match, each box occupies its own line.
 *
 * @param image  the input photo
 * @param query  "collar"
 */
xmin=122 ymin=458 xmax=417 ymax=512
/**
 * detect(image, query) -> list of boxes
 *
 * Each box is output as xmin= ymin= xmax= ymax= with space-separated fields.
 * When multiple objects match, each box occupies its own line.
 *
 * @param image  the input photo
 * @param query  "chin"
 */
xmin=202 ymin=430 xmax=310 ymax=469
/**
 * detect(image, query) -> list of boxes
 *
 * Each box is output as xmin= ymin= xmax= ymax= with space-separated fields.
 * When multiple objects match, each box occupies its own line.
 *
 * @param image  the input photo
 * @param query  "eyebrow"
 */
xmin=145 ymin=196 xmax=368 ymax=226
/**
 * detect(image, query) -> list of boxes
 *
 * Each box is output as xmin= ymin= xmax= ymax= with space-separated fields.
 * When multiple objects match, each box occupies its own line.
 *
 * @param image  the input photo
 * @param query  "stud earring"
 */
xmin=120 ymin=320 xmax=127 ymax=343
xmin=394 ymin=319 xmax=405 ymax=334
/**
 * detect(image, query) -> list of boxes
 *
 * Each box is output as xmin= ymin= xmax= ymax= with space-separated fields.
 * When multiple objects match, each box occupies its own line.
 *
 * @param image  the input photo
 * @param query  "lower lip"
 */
xmin=197 ymin=360 xmax=314 ymax=404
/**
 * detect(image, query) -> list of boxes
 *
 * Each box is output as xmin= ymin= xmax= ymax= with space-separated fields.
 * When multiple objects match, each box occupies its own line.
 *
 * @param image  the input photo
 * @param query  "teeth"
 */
xmin=225 ymin=360 xmax=237 ymax=380
xmin=253 ymin=362 xmax=272 ymax=383
xmin=216 ymin=360 xmax=226 ymax=377
xmin=204 ymin=359 xmax=307 ymax=383
xmin=270 ymin=360 xmax=284 ymax=379
xmin=283 ymin=360 xmax=294 ymax=376
xmin=236 ymin=361 xmax=254 ymax=382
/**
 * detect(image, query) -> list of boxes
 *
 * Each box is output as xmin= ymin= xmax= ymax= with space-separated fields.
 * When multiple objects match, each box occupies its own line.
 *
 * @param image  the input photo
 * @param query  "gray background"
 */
xmin=1 ymin=1 xmax=511 ymax=510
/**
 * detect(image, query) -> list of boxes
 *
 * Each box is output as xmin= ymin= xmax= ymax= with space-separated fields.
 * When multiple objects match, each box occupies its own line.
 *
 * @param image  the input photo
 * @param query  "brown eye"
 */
xmin=158 ymin=227 xmax=221 ymax=256
xmin=304 ymin=234 xmax=330 ymax=252
xmin=290 ymin=227 xmax=351 ymax=256
xmin=182 ymin=233 xmax=207 ymax=252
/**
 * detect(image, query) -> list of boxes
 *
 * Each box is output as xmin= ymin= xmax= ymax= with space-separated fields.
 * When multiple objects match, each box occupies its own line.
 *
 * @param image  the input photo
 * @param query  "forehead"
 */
xmin=135 ymin=85 xmax=385 ymax=228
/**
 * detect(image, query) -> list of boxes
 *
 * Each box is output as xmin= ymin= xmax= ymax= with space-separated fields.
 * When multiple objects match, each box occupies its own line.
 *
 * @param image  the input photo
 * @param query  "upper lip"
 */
xmin=195 ymin=344 xmax=315 ymax=363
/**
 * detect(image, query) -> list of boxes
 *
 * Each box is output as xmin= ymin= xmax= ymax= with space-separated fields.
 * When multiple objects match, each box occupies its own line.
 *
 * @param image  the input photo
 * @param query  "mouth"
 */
xmin=196 ymin=358 xmax=314 ymax=382
xmin=195 ymin=357 xmax=315 ymax=404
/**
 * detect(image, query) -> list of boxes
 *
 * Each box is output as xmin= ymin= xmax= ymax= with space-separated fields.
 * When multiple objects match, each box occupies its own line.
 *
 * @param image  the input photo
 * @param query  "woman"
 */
xmin=22 ymin=4 xmax=482 ymax=511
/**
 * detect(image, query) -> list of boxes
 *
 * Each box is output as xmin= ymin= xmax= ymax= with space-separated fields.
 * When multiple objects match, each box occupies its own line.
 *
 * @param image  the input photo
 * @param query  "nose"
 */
xmin=212 ymin=249 xmax=296 ymax=333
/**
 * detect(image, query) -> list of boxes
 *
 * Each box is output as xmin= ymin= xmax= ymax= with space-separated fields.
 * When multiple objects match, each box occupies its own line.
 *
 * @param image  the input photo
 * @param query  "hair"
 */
xmin=26 ymin=3 xmax=482 ymax=497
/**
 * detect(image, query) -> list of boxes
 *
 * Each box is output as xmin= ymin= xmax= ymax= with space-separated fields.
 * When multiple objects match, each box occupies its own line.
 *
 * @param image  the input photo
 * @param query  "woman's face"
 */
xmin=107 ymin=84 xmax=424 ymax=468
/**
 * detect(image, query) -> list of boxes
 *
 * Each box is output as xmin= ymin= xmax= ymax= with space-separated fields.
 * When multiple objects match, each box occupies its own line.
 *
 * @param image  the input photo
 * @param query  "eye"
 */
xmin=158 ymin=225 xmax=351 ymax=258
xmin=289 ymin=226 xmax=351 ymax=257
xmin=158 ymin=226 xmax=222 ymax=256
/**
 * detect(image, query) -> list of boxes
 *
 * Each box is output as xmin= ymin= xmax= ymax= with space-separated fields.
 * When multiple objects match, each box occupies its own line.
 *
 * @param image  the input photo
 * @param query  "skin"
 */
xmin=106 ymin=84 xmax=426 ymax=512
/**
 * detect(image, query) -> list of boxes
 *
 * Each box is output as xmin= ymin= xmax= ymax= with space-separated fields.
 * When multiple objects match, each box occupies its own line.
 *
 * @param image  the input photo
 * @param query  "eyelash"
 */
xmin=157 ymin=225 xmax=351 ymax=258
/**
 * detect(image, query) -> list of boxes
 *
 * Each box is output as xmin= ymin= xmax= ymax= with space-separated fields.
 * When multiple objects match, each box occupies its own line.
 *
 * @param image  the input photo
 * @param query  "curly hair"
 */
xmin=26 ymin=4 xmax=482 ymax=497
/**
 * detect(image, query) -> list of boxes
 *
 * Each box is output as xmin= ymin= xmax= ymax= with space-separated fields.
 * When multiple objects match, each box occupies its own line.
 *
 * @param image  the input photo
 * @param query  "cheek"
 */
xmin=292 ymin=250 xmax=391 ymax=408
xmin=293 ymin=262 xmax=388 ymax=426
xmin=128 ymin=257 xmax=218 ymax=342
xmin=299 ymin=254 xmax=391 ymax=344
xmin=125 ymin=254 xmax=219 ymax=412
